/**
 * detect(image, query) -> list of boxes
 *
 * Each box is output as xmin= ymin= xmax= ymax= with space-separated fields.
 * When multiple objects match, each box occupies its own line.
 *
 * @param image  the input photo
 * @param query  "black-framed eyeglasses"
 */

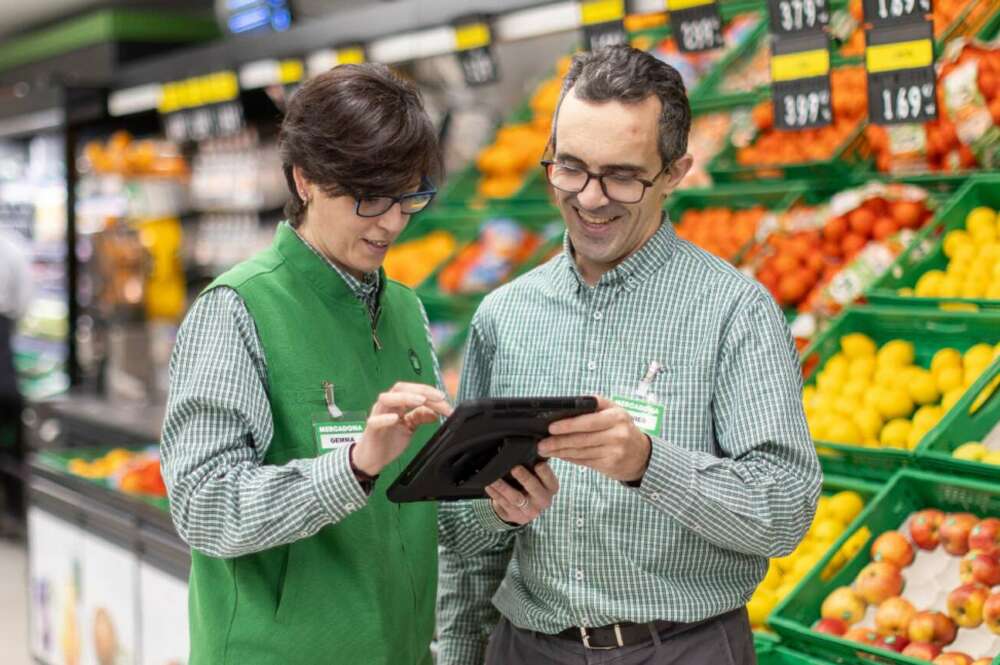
xmin=354 ymin=180 xmax=437 ymax=218
xmin=540 ymin=160 xmax=666 ymax=204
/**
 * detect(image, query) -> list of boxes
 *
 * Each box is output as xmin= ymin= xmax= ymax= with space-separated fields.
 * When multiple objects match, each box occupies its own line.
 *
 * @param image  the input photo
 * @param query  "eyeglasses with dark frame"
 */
xmin=354 ymin=179 xmax=437 ymax=218
xmin=540 ymin=160 xmax=667 ymax=204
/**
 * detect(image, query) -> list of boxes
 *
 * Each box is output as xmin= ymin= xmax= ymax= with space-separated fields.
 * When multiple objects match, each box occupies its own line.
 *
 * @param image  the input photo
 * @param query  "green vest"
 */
xmin=188 ymin=223 xmax=438 ymax=665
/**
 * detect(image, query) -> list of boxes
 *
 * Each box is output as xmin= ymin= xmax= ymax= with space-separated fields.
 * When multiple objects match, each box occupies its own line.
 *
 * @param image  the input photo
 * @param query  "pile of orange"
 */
xmin=83 ymin=130 xmax=188 ymax=178
xmin=674 ymin=206 xmax=766 ymax=262
xmin=737 ymin=68 xmax=868 ymax=166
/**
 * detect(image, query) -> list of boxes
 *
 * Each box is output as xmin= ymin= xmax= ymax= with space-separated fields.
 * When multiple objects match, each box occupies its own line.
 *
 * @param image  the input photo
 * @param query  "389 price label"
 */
xmin=767 ymin=0 xmax=830 ymax=35
xmin=863 ymin=0 xmax=932 ymax=25
xmin=773 ymin=78 xmax=834 ymax=129
xmin=581 ymin=0 xmax=627 ymax=51
xmin=671 ymin=3 xmax=724 ymax=53
xmin=868 ymin=67 xmax=937 ymax=124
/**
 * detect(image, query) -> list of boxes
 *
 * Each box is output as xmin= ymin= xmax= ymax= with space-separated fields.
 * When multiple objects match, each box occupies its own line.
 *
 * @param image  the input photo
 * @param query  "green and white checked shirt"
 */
xmin=436 ymin=219 xmax=822 ymax=665
xmin=160 ymin=225 xmax=439 ymax=559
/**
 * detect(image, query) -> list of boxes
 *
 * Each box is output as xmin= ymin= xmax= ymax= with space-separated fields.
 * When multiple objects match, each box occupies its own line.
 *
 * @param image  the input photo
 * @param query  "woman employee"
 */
xmin=160 ymin=64 xmax=451 ymax=665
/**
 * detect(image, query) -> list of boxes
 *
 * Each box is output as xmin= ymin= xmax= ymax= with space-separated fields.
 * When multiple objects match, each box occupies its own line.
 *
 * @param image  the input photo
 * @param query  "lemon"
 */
xmin=811 ymin=393 xmax=836 ymax=414
xmin=931 ymin=347 xmax=962 ymax=375
xmin=802 ymin=385 xmax=819 ymax=412
xmin=841 ymin=378 xmax=869 ymax=401
xmin=853 ymin=407 xmax=883 ymax=439
xmin=748 ymin=588 xmax=779 ymax=626
xmin=986 ymin=282 xmax=1000 ymax=299
xmin=815 ymin=496 xmax=832 ymax=521
xmin=875 ymin=388 xmax=914 ymax=420
xmin=979 ymin=242 xmax=1000 ymax=262
xmin=880 ymin=418 xmax=912 ymax=448
xmin=964 ymin=343 xmax=994 ymax=372
xmin=848 ymin=356 xmax=876 ymax=379
xmin=877 ymin=340 xmax=915 ymax=368
xmin=914 ymin=270 xmax=945 ymax=297
xmin=897 ymin=287 xmax=914 ymax=296
xmin=873 ymin=365 xmax=900 ymax=388
xmin=961 ymin=279 xmax=987 ymax=299
xmin=936 ymin=365 xmax=965 ymax=393
xmin=841 ymin=333 xmax=876 ymax=358
xmin=948 ymin=260 xmax=969 ymax=278
xmin=912 ymin=405 xmax=944 ymax=431
xmin=907 ymin=369 xmax=941 ymax=405
xmin=982 ymin=451 xmax=1000 ymax=466
xmin=965 ymin=363 xmax=989 ymax=388
xmin=791 ymin=553 xmax=824 ymax=580
xmin=825 ymin=353 xmax=850 ymax=377
xmin=892 ymin=367 xmax=920 ymax=391
xmin=938 ymin=275 xmax=963 ymax=298
xmin=953 ymin=442 xmax=987 ymax=461
xmin=775 ymin=581 xmax=799 ymax=600
xmin=759 ymin=563 xmax=783 ymax=591
xmin=808 ymin=414 xmax=831 ymax=440
xmin=816 ymin=371 xmax=845 ymax=396
xmin=812 ymin=519 xmax=845 ymax=543
xmin=826 ymin=417 xmax=862 ymax=444
xmin=907 ymin=423 xmax=931 ymax=449
xmin=834 ymin=396 xmax=861 ymax=416
xmin=941 ymin=387 xmax=966 ymax=411
xmin=966 ymin=206 xmax=998 ymax=238
xmin=943 ymin=229 xmax=973 ymax=258
xmin=828 ymin=491 xmax=864 ymax=524
xmin=954 ymin=243 xmax=978 ymax=265
xmin=842 ymin=529 xmax=870 ymax=558
xmin=864 ymin=385 xmax=885 ymax=409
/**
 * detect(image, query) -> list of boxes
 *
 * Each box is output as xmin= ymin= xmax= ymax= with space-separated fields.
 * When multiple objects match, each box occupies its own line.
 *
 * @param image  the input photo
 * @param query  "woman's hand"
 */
xmin=351 ymin=382 xmax=452 ymax=476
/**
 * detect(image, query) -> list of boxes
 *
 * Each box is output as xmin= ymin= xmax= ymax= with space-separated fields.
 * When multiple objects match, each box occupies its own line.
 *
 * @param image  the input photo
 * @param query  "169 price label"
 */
xmin=671 ymin=3 xmax=724 ymax=53
xmin=768 ymin=0 xmax=830 ymax=35
xmin=863 ymin=0 xmax=932 ymax=24
xmin=773 ymin=78 xmax=834 ymax=130
xmin=868 ymin=67 xmax=937 ymax=124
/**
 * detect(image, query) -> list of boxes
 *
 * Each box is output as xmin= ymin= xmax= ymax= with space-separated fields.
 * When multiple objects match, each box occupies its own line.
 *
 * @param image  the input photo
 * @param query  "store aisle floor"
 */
xmin=0 ymin=537 xmax=32 ymax=665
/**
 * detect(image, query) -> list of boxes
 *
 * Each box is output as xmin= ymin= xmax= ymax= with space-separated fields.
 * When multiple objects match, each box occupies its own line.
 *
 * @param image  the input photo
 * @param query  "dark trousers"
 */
xmin=0 ymin=314 xmax=23 ymax=525
xmin=484 ymin=608 xmax=757 ymax=665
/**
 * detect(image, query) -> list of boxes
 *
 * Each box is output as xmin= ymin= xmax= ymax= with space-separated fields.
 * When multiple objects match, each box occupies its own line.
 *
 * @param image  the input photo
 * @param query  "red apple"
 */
xmin=855 ymin=561 xmax=905 ymax=604
xmin=872 ymin=531 xmax=916 ymax=568
xmin=947 ymin=583 xmax=991 ymax=628
xmin=813 ymin=617 xmax=848 ymax=636
xmin=959 ymin=550 xmax=1000 ymax=586
xmin=876 ymin=596 xmax=917 ymax=637
xmin=941 ymin=513 xmax=980 ymax=556
xmin=903 ymin=642 xmax=943 ymax=661
xmin=968 ymin=517 xmax=1000 ymax=554
xmin=821 ymin=587 xmax=868 ymax=625
xmin=844 ymin=625 xmax=878 ymax=644
xmin=911 ymin=509 xmax=946 ymax=550
xmin=933 ymin=653 xmax=974 ymax=665
xmin=984 ymin=592 xmax=1000 ymax=635
xmin=908 ymin=611 xmax=957 ymax=647
xmin=874 ymin=634 xmax=910 ymax=652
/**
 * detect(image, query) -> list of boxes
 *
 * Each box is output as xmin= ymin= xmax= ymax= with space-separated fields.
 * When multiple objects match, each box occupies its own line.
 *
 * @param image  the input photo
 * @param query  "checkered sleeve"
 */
xmin=636 ymin=292 xmax=822 ymax=558
xmin=160 ymin=287 xmax=367 ymax=559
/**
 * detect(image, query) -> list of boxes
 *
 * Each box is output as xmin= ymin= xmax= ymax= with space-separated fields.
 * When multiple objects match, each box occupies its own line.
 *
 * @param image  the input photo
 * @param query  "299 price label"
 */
xmin=768 ymin=0 xmax=830 ymax=35
xmin=868 ymin=67 xmax=937 ymax=124
xmin=773 ymin=78 xmax=834 ymax=130
xmin=671 ymin=3 xmax=725 ymax=53
xmin=863 ymin=0 xmax=932 ymax=25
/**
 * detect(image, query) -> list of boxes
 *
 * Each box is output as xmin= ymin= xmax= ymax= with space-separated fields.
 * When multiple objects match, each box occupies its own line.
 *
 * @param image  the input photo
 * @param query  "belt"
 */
xmin=554 ymin=619 xmax=687 ymax=650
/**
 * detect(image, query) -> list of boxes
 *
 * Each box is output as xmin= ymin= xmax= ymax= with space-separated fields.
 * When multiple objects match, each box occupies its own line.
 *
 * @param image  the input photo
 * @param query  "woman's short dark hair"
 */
xmin=279 ymin=63 xmax=442 ymax=225
xmin=554 ymin=45 xmax=691 ymax=168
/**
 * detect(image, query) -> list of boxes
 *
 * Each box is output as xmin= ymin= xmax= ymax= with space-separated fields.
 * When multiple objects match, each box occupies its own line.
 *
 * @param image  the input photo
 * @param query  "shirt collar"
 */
xmin=559 ymin=212 xmax=678 ymax=293
xmin=289 ymin=224 xmax=380 ymax=304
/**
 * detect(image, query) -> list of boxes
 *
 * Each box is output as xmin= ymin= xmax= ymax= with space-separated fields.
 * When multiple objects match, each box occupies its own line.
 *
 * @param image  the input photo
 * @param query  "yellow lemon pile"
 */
xmin=804 ymin=333 xmax=1000 ymax=450
xmin=952 ymin=441 xmax=1000 ymax=465
xmin=67 ymin=448 xmax=139 ymax=479
xmin=748 ymin=491 xmax=866 ymax=629
xmin=909 ymin=206 xmax=1000 ymax=300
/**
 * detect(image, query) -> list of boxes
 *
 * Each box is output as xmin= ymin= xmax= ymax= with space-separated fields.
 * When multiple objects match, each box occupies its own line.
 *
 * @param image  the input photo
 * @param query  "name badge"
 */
xmin=611 ymin=394 xmax=664 ymax=437
xmin=313 ymin=421 xmax=365 ymax=450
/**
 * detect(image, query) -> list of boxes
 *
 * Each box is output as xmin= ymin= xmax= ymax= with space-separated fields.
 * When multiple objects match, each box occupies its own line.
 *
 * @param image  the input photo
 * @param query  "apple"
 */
xmin=813 ymin=618 xmax=848 ymax=636
xmin=984 ymin=592 xmax=1000 ymax=635
xmin=932 ymin=653 xmax=974 ymax=665
xmin=872 ymin=531 xmax=915 ymax=568
xmin=876 ymin=596 xmax=917 ymax=637
xmin=940 ymin=513 xmax=980 ymax=556
xmin=911 ymin=509 xmax=946 ymax=550
xmin=855 ymin=561 xmax=905 ymax=604
xmin=874 ymin=634 xmax=910 ymax=653
xmin=959 ymin=550 xmax=1000 ymax=586
xmin=843 ymin=626 xmax=878 ymax=644
xmin=946 ymin=583 xmax=991 ymax=628
xmin=903 ymin=642 xmax=943 ymax=661
xmin=822 ymin=587 xmax=867 ymax=625
xmin=968 ymin=517 xmax=1000 ymax=554
xmin=908 ymin=611 xmax=957 ymax=647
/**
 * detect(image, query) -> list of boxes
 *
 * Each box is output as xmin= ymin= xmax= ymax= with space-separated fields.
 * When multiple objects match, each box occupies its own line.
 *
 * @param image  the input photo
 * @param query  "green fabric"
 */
xmin=188 ymin=223 xmax=438 ymax=665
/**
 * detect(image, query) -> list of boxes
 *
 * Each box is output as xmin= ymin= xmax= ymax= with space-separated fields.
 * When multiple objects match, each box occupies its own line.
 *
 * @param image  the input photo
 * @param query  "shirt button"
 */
xmin=581 ymin=618 xmax=590 ymax=627
xmin=650 ymin=493 xmax=661 ymax=501
xmin=593 ymin=311 xmax=603 ymax=320
xmin=575 ymin=569 xmax=584 ymax=581
xmin=299 ymin=530 xmax=309 ymax=538
xmin=587 ymin=360 xmax=597 ymax=371
xmin=345 ymin=502 xmax=356 ymax=511
xmin=577 ymin=466 xmax=586 ymax=474
xmin=576 ymin=517 xmax=585 ymax=528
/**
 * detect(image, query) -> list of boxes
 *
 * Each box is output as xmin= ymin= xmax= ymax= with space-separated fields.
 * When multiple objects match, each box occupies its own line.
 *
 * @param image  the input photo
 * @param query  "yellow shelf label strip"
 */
xmin=771 ymin=48 xmax=831 ymax=82
xmin=866 ymin=38 xmax=933 ymax=74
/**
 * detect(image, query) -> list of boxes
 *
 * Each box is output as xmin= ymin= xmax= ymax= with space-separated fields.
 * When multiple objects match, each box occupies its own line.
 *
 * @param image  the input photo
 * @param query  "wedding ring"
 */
xmin=515 ymin=497 xmax=529 ymax=509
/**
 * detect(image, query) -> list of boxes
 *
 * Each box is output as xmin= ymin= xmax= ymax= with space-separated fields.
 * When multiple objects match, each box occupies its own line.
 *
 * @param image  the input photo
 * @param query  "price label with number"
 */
xmin=767 ymin=0 xmax=830 ymax=35
xmin=770 ymin=32 xmax=833 ymax=130
xmin=862 ymin=0 xmax=932 ymax=25
xmin=865 ymin=21 xmax=937 ymax=125
xmin=669 ymin=0 xmax=725 ymax=53
xmin=581 ymin=0 xmax=628 ymax=51
xmin=454 ymin=20 xmax=499 ymax=86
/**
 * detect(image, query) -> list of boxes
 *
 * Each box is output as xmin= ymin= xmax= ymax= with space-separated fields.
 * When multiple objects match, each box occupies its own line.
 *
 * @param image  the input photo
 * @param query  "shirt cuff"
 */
xmin=309 ymin=445 xmax=369 ymax=523
xmin=634 ymin=435 xmax=698 ymax=519
xmin=471 ymin=498 xmax=522 ymax=533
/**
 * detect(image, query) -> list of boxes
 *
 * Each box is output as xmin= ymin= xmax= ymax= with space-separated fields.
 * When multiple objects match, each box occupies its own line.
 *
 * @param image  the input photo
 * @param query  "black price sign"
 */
xmin=580 ymin=0 xmax=628 ymax=51
xmin=865 ymin=21 xmax=937 ymax=125
xmin=670 ymin=0 xmax=725 ymax=53
xmin=863 ymin=0 xmax=932 ymax=25
xmin=454 ymin=21 xmax=499 ymax=87
xmin=159 ymin=72 xmax=243 ymax=142
xmin=767 ymin=0 xmax=830 ymax=35
xmin=770 ymin=32 xmax=833 ymax=130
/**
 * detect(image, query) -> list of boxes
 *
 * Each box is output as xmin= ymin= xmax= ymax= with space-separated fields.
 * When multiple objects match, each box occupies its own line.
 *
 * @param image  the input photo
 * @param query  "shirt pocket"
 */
xmin=658 ymin=361 xmax=715 ymax=452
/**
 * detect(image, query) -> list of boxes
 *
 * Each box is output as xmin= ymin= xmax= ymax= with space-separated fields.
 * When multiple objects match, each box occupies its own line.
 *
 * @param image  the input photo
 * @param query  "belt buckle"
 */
xmin=578 ymin=625 xmax=623 ymax=650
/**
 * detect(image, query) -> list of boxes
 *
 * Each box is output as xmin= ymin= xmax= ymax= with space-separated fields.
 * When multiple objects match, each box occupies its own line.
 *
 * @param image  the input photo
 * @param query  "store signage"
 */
xmin=454 ymin=19 xmax=500 ymax=87
xmin=865 ymin=20 xmax=937 ymax=125
xmin=766 ymin=0 xmax=831 ymax=35
xmin=668 ymin=0 xmax=725 ymax=52
xmin=580 ymin=0 xmax=628 ymax=51
xmin=862 ymin=0 xmax=932 ymax=26
xmin=220 ymin=0 xmax=292 ymax=35
xmin=158 ymin=71 xmax=243 ymax=142
xmin=770 ymin=31 xmax=834 ymax=130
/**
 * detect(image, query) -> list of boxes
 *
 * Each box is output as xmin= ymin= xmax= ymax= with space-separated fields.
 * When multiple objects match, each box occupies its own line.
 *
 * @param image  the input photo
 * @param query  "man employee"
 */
xmin=437 ymin=45 xmax=821 ymax=665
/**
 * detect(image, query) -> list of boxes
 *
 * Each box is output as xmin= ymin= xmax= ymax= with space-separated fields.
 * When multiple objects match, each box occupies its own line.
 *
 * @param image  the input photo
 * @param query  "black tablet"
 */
xmin=386 ymin=396 xmax=598 ymax=503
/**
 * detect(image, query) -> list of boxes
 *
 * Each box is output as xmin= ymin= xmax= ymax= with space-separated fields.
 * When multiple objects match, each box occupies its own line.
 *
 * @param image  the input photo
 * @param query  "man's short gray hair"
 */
xmin=553 ymin=45 xmax=692 ymax=168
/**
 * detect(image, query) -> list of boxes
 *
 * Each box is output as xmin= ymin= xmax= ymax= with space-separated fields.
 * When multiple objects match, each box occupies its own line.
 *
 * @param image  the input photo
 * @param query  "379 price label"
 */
xmin=669 ymin=0 xmax=724 ymax=53
xmin=863 ymin=0 xmax=932 ymax=25
xmin=767 ymin=0 xmax=830 ymax=35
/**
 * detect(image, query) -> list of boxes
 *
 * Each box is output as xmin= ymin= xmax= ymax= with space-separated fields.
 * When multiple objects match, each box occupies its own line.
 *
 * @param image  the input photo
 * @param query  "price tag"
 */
xmin=862 ymin=0 xmax=932 ymax=26
xmin=770 ymin=32 xmax=833 ymax=130
xmin=454 ymin=20 xmax=499 ymax=87
xmin=668 ymin=0 xmax=725 ymax=53
xmin=767 ymin=0 xmax=831 ymax=35
xmin=580 ymin=0 xmax=628 ymax=51
xmin=335 ymin=45 xmax=366 ymax=65
xmin=158 ymin=71 xmax=243 ymax=142
xmin=865 ymin=20 xmax=937 ymax=125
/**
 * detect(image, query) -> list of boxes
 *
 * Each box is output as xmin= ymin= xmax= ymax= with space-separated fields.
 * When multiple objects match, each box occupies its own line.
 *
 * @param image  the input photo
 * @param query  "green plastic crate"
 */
xmin=758 ymin=645 xmax=840 ymax=665
xmin=801 ymin=305 xmax=1000 ymax=482
xmin=866 ymin=174 xmax=1000 ymax=312
xmin=916 ymin=354 xmax=1000 ymax=483
xmin=770 ymin=469 xmax=1000 ymax=665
